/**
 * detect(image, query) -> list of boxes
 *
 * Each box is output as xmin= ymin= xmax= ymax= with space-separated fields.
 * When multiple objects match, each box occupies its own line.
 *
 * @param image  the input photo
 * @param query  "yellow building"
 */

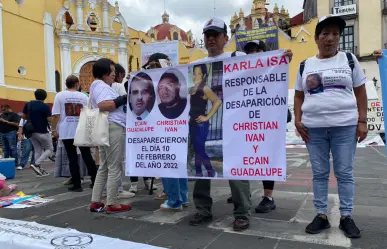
xmin=0 ymin=0 xmax=315 ymax=110
xmin=313 ymin=0 xmax=387 ymax=91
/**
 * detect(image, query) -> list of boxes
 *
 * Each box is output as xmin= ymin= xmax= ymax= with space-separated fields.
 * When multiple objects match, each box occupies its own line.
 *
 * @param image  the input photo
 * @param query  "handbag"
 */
xmin=23 ymin=102 xmax=35 ymax=139
xmin=73 ymin=93 xmax=110 ymax=147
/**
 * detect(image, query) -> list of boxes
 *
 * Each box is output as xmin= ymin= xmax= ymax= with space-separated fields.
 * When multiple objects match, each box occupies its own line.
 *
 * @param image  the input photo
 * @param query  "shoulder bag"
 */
xmin=73 ymin=93 xmax=110 ymax=147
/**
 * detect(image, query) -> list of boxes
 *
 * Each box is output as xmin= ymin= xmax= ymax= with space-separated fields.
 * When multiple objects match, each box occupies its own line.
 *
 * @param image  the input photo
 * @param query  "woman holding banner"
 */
xmin=294 ymin=16 xmax=368 ymax=239
xmin=188 ymin=64 xmax=221 ymax=178
xmin=88 ymin=58 xmax=131 ymax=214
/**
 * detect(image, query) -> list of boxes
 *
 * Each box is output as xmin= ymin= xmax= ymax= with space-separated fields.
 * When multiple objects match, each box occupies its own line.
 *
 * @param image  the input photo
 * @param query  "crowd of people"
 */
xmin=0 ymin=14 xmax=385 ymax=239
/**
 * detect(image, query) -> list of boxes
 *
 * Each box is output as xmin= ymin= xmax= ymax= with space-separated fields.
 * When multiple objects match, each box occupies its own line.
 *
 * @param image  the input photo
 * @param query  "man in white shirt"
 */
xmin=51 ymin=75 xmax=97 ymax=192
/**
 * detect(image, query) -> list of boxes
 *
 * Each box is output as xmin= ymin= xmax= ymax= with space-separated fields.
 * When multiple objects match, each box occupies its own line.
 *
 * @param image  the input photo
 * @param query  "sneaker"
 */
xmin=48 ymin=156 xmax=55 ymax=162
xmin=160 ymin=201 xmax=183 ymax=211
xmin=16 ymin=166 xmax=23 ymax=170
xmin=189 ymin=213 xmax=213 ymax=226
xmin=63 ymin=178 xmax=73 ymax=185
xmin=39 ymin=169 xmax=49 ymax=177
xmin=182 ymin=202 xmax=189 ymax=208
xmin=305 ymin=215 xmax=331 ymax=234
xmin=117 ymin=190 xmax=135 ymax=199
xmin=105 ymin=204 xmax=132 ymax=214
xmin=68 ymin=186 xmax=83 ymax=192
xmin=90 ymin=202 xmax=105 ymax=212
xmin=30 ymin=164 xmax=43 ymax=176
xmin=129 ymin=183 xmax=138 ymax=193
xmin=144 ymin=179 xmax=157 ymax=190
xmin=233 ymin=216 xmax=250 ymax=231
xmin=227 ymin=196 xmax=233 ymax=203
xmin=255 ymin=196 xmax=276 ymax=213
xmin=339 ymin=216 xmax=361 ymax=238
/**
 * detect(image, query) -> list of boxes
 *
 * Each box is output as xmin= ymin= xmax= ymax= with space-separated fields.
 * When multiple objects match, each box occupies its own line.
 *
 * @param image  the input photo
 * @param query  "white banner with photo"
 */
xmin=286 ymin=81 xmax=385 ymax=148
xmin=126 ymin=51 xmax=289 ymax=181
xmin=0 ymin=218 xmax=165 ymax=249
xmin=140 ymin=41 xmax=179 ymax=68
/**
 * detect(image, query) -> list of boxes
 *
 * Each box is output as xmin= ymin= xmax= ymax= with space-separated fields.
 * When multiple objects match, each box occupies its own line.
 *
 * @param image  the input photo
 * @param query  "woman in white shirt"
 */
xmin=294 ymin=16 xmax=367 ymax=239
xmin=88 ymin=58 xmax=131 ymax=214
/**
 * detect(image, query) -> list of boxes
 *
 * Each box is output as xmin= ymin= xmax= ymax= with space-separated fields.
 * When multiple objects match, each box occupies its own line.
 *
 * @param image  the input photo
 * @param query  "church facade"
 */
xmin=0 ymin=0 xmax=318 ymax=110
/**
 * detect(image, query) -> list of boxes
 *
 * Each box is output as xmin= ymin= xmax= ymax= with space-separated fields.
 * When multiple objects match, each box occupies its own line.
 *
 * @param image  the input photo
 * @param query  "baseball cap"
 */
xmin=316 ymin=15 xmax=346 ymax=35
xmin=142 ymin=53 xmax=172 ymax=69
xmin=203 ymin=17 xmax=227 ymax=34
xmin=243 ymin=40 xmax=267 ymax=53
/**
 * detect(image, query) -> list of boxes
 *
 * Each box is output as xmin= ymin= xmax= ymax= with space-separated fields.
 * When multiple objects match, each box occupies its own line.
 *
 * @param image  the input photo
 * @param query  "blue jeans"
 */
xmin=20 ymin=139 xmax=35 ymax=168
xmin=189 ymin=121 xmax=214 ymax=177
xmin=1 ymin=130 xmax=18 ymax=165
xmin=306 ymin=125 xmax=357 ymax=217
xmin=162 ymin=178 xmax=188 ymax=208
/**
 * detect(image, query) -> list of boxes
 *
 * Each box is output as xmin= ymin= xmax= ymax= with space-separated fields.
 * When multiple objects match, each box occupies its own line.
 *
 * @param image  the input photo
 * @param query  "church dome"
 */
xmin=147 ymin=12 xmax=192 ymax=44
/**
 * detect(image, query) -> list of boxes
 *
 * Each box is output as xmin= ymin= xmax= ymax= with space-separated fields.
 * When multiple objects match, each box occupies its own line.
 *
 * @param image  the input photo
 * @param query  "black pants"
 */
xmin=62 ymin=139 xmax=97 ymax=188
xmin=262 ymin=181 xmax=275 ymax=190
xmin=130 ymin=177 xmax=150 ymax=182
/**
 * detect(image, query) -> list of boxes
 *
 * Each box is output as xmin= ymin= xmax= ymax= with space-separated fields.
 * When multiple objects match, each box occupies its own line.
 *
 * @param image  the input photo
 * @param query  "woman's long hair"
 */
xmin=189 ymin=64 xmax=208 ymax=95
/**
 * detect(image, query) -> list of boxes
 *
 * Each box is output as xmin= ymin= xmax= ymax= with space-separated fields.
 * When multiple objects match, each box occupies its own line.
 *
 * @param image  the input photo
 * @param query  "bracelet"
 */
xmin=358 ymin=120 xmax=367 ymax=124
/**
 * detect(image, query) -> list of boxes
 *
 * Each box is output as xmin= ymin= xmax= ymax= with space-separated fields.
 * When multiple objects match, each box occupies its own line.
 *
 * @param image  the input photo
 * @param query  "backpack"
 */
xmin=299 ymin=52 xmax=355 ymax=77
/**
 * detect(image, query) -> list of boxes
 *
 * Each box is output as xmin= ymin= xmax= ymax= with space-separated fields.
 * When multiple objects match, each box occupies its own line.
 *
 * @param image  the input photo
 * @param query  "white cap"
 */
xmin=203 ymin=18 xmax=227 ymax=34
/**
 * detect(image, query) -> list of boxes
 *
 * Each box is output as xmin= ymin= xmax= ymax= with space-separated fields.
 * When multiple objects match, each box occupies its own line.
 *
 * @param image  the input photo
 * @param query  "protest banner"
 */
xmin=0 ymin=218 xmax=165 ymax=249
xmin=126 ymin=50 xmax=289 ymax=181
xmin=235 ymin=26 xmax=279 ymax=52
xmin=140 ymin=41 xmax=179 ymax=68
xmin=378 ymin=49 xmax=387 ymax=155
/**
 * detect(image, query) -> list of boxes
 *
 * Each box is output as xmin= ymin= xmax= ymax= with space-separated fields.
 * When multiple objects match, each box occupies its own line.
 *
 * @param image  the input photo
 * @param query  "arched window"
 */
xmin=64 ymin=12 xmax=74 ymax=30
xmin=173 ymin=32 xmax=178 ymax=40
xmin=150 ymin=33 xmax=155 ymax=39
xmin=258 ymin=18 xmax=263 ymax=28
xmin=55 ymin=71 xmax=61 ymax=92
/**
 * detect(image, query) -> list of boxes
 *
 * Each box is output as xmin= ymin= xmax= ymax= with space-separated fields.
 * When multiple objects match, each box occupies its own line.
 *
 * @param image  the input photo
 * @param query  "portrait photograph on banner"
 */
xmin=187 ymin=61 xmax=224 ymax=178
xmin=125 ymin=66 xmax=190 ymax=179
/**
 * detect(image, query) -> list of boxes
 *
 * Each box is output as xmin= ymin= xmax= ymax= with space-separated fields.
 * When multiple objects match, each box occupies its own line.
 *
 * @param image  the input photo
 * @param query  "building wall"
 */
xmin=359 ymin=0 xmax=382 ymax=56
xmin=0 ymin=0 xmax=58 ymax=110
xmin=317 ymin=0 xmax=330 ymax=17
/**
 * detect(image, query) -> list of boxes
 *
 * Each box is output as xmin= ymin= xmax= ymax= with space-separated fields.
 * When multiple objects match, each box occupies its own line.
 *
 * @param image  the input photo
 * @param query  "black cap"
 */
xmin=142 ymin=53 xmax=170 ymax=69
xmin=243 ymin=40 xmax=267 ymax=53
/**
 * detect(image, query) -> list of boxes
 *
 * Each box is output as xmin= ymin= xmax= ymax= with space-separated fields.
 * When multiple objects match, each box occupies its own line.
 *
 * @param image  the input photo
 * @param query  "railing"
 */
xmin=207 ymin=61 xmax=224 ymax=141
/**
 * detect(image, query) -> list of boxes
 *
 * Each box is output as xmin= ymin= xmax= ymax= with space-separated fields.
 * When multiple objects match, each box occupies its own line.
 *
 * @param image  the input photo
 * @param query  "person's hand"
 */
xmin=18 ymin=135 xmax=23 ymax=141
xmin=374 ymin=50 xmax=383 ymax=64
xmin=0 ymin=118 xmax=5 ymax=123
xmin=295 ymin=121 xmax=309 ymax=143
xmin=52 ymin=130 xmax=59 ymax=140
xmin=357 ymin=122 xmax=368 ymax=143
xmin=196 ymin=115 xmax=209 ymax=123
xmin=283 ymin=49 xmax=293 ymax=62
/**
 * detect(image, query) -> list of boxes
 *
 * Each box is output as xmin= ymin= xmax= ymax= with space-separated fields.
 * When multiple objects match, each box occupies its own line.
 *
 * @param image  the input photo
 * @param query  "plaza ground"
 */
xmin=1 ymin=147 xmax=387 ymax=249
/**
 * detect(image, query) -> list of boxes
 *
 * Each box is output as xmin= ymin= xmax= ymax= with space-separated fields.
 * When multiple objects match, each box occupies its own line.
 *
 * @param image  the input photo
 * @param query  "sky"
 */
xmin=108 ymin=0 xmax=304 ymax=42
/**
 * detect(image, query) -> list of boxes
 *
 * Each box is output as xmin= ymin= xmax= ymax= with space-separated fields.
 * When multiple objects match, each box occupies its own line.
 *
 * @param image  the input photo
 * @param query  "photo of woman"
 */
xmin=188 ymin=63 xmax=222 ymax=177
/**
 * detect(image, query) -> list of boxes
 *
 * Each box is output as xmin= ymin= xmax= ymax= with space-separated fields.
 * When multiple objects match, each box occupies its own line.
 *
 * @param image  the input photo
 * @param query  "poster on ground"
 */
xmin=140 ymin=41 xmax=179 ymax=68
xmin=0 ymin=218 xmax=165 ymax=249
xmin=126 ymin=50 xmax=289 ymax=181
xmin=235 ymin=26 xmax=279 ymax=52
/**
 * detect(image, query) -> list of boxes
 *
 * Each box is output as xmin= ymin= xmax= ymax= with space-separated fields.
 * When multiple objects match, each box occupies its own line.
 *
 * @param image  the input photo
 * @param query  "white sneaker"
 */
xmin=160 ymin=201 xmax=183 ymax=211
xmin=144 ymin=180 xmax=157 ymax=190
xmin=129 ymin=183 xmax=138 ymax=193
xmin=117 ymin=190 xmax=135 ymax=199
xmin=16 ymin=166 xmax=23 ymax=170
